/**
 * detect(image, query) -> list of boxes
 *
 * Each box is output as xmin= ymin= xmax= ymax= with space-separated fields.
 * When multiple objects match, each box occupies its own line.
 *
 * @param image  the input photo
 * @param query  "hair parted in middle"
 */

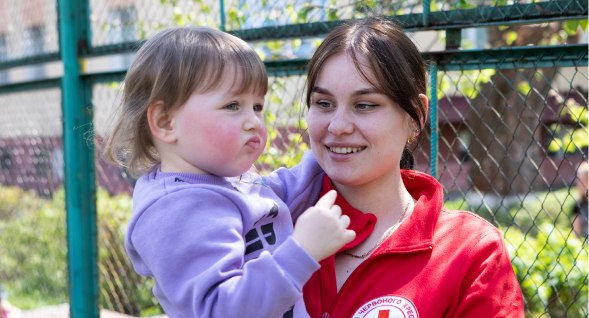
xmin=103 ymin=26 xmax=268 ymax=177
xmin=305 ymin=16 xmax=427 ymax=169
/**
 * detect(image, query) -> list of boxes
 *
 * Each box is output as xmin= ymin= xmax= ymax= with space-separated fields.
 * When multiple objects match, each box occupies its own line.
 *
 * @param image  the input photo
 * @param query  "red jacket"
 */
xmin=303 ymin=170 xmax=524 ymax=318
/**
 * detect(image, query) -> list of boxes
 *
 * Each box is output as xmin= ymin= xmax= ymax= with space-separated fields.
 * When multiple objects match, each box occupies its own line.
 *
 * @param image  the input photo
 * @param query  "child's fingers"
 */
xmin=331 ymin=204 xmax=342 ymax=218
xmin=340 ymin=214 xmax=351 ymax=229
xmin=343 ymin=229 xmax=356 ymax=243
xmin=315 ymin=190 xmax=337 ymax=209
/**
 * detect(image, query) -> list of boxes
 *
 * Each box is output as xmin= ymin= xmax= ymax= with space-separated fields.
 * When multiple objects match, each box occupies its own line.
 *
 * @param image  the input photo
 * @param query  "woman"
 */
xmin=302 ymin=17 xmax=524 ymax=317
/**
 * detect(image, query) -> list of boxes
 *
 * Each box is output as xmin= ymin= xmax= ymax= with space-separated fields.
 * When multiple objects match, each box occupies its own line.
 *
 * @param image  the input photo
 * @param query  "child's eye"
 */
xmin=224 ymin=103 xmax=238 ymax=110
xmin=253 ymin=104 xmax=264 ymax=112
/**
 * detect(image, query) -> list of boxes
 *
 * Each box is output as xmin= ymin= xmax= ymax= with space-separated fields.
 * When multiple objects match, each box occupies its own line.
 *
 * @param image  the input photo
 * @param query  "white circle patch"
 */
xmin=353 ymin=295 xmax=418 ymax=318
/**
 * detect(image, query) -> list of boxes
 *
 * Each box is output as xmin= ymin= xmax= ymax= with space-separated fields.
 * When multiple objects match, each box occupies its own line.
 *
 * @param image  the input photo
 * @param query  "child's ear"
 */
xmin=147 ymin=100 xmax=177 ymax=144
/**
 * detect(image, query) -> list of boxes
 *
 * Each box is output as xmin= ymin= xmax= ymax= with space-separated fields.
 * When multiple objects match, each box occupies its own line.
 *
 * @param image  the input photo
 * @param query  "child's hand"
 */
xmin=293 ymin=190 xmax=356 ymax=262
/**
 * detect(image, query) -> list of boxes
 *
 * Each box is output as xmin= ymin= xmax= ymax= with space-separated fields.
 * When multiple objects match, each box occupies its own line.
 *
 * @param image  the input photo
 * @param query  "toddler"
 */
xmin=103 ymin=26 xmax=355 ymax=318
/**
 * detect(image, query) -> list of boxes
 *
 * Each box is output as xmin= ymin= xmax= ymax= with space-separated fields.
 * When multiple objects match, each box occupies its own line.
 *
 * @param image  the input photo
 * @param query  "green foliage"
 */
xmin=563 ymin=19 xmax=588 ymax=36
xmin=438 ymin=69 xmax=496 ymax=100
xmin=297 ymin=4 xmax=315 ymax=23
xmin=457 ymin=0 xmax=477 ymax=9
xmin=517 ymin=81 xmax=532 ymax=96
xmin=256 ymin=77 xmax=309 ymax=172
xmin=507 ymin=224 xmax=588 ymax=317
xmin=506 ymin=31 xmax=518 ymax=45
xmin=96 ymin=189 xmax=162 ymax=316
xmin=548 ymin=98 xmax=588 ymax=154
xmin=0 ymin=185 xmax=67 ymax=309
xmin=0 ymin=186 xmax=161 ymax=315
xmin=444 ymin=188 xmax=588 ymax=317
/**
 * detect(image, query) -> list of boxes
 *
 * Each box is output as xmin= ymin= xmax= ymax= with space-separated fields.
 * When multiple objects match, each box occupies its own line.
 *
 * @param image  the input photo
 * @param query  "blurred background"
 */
xmin=0 ymin=0 xmax=587 ymax=317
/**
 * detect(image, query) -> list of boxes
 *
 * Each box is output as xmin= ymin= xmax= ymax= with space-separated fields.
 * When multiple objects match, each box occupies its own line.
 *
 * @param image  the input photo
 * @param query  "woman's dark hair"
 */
xmin=306 ymin=16 xmax=427 ymax=169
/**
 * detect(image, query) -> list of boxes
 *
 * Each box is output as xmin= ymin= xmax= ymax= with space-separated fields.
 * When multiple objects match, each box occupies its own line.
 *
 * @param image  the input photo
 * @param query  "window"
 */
xmin=0 ymin=33 xmax=7 ymax=62
xmin=0 ymin=146 xmax=11 ymax=170
xmin=24 ymin=25 xmax=44 ymax=57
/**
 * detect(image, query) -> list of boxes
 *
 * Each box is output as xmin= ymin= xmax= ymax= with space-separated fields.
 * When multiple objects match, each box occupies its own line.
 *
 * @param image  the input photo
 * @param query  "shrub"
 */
xmin=0 ymin=185 xmax=161 ymax=315
xmin=0 ymin=185 xmax=67 ymax=309
xmin=506 ymin=223 xmax=588 ymax=317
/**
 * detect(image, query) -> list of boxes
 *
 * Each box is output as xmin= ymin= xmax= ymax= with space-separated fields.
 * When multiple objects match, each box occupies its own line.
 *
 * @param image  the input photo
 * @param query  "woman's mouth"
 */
xmin=327 ymin=146 xmax=367 ymax=154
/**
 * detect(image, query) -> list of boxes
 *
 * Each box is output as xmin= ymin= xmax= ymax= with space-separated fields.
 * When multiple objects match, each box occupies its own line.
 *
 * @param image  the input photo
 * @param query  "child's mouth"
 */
xmin=246 ymin=136 xmax=261 ymax=150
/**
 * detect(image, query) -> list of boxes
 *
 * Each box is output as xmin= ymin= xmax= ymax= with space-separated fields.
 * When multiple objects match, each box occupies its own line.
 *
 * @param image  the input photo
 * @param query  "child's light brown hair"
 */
xmin=103 ymin=26 xmax=268 ymax=177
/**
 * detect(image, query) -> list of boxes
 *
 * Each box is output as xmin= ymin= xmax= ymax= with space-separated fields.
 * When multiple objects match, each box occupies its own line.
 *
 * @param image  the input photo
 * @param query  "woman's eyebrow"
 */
xmin=313 ymin=87 xmax=382 ymax=96
xmin=312 ymin=86 xmax=332 ymax=95
xmin=351 ymin=88 xmax=382 ymax=96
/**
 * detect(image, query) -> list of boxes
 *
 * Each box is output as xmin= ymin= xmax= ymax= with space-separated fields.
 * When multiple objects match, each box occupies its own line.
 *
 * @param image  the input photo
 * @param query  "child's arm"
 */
xmin=263 ymin=151 xmax=325 ymax=221
xmin=126 ymin=188 xmax=351 ymax=318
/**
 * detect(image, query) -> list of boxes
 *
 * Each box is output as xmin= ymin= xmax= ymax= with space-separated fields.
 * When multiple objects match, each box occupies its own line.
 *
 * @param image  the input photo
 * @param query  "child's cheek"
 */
xmin=260 ymin=124 xmax=268 ymax=146
xmin=201 ymin=120 xmax=241 ymax=152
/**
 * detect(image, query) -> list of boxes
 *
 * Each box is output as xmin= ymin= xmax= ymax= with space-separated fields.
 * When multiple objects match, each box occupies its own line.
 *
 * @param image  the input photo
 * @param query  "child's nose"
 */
xmin=244 ymin=112 xmax=263 ymax=131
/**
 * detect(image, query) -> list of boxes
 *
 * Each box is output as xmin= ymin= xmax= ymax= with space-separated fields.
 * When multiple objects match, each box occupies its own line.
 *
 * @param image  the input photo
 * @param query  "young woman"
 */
xmin=302 ymin=17 xmax=525 ymax=318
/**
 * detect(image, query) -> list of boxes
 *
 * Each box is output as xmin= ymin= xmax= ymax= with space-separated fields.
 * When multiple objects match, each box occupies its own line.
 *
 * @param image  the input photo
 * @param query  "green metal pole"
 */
xmin=57 ymin=0 xmax=99 ymax=317
xmin=220 ymin=0 xmax=226 ymax=31
xmin=423 ymin=0 xmax=431 ymax=27
xmin=430 ymin=61 xmax=438 ymax=178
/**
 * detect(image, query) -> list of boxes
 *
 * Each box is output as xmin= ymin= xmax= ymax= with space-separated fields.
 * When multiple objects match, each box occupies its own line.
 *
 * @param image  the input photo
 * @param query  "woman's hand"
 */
xmin=293 ymin=190 xmax=356 ymax=262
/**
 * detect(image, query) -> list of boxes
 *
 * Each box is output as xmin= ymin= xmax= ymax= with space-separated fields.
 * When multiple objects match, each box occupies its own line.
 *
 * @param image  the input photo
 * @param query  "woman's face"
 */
xmin=307 ymin=53 xmax=413 ymax=187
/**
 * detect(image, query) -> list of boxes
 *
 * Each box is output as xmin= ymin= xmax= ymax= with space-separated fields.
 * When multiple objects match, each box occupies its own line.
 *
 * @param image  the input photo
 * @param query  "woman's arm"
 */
xmin=126 ymin=189 xmax=319 ymax=318
xmin=447 ymin=229 xmax=525 ymax=317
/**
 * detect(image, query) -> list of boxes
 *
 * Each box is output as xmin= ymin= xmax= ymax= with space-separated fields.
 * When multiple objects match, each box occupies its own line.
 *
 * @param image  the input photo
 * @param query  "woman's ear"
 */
xmin=418 ymin=93 xmax=429 ymax=128
xmin=147 ymin=100 xmax=178 ymax=144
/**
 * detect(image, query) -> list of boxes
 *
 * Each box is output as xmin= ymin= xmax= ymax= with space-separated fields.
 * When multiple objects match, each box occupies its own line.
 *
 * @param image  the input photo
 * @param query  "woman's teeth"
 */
xmin=329 ymin=146 xmax=366 ymax=154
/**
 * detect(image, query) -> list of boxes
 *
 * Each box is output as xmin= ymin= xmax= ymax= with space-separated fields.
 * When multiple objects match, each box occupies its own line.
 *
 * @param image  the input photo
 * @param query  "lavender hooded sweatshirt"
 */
xmin=125 ymin=152 xmax=326 ymax=318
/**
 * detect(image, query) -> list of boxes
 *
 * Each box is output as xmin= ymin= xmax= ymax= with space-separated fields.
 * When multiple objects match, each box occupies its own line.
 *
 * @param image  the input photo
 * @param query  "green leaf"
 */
xmin=548 ymin=139 xmax=562 ymax=152
xmin=517 ymin=81 xmax=531 ymax=95
xmin=506 ymin=31 xmax=518 ymax=45
xmin=580 ymin=19 xmax=588 ymax=31
xmin=228 ymin=8 xmax=241 ymax=27
xmin=564 ymin=20 xmax=580 ymax=36
xmin=327 ymin=7 xmax=338 ymax=21
xmin=458 ymin=0 xmax=476 ymax=8
xmin=297 ymin=4 xmax=314 ymax=22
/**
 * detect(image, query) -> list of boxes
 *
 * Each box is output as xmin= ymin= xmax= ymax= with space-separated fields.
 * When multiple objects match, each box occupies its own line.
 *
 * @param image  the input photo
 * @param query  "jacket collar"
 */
xmin=320 ymin=170 xmax=443 ymax=255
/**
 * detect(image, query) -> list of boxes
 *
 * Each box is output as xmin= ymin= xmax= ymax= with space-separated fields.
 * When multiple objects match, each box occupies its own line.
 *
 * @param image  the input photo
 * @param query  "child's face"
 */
xmin=169 ymin=76 xmax=267 ymax=177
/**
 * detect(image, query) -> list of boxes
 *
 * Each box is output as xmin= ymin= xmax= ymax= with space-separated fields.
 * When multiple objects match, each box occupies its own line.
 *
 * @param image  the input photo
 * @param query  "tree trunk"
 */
xmin=467 ymin=25 xmax=563 ymax=196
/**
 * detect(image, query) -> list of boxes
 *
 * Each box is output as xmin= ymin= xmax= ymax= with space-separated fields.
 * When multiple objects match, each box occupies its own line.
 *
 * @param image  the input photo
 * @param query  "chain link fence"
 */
xmin=0 ymin=0 xmax=587 ymax=317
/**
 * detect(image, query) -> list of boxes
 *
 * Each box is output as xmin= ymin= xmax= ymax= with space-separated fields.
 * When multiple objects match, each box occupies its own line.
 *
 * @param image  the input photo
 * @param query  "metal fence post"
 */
xmin=430 ymin=61 xmax=438 ymax=178
xmin=220 ymin=0 xmax=226 ymax=31
xmin=58 ymin=0 xmax=99 ymax=317
xmin=423 ymin=0 xmax=431 ymax=27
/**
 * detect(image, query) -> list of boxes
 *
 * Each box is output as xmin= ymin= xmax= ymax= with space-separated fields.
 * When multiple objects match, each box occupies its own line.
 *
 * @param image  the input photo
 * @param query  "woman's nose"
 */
xmin=328 ymin=107 xmax=354 ymax=136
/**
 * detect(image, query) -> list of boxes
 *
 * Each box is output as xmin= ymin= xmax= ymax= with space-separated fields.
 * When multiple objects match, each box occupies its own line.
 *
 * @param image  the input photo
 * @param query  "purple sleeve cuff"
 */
xmin=273 ymin=236 xmax=321 ymax=290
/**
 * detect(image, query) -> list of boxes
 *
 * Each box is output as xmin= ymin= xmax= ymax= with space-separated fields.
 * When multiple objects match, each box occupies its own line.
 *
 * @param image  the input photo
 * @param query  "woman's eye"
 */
xmin=316 ymin=101 xmax=333 ymax=108
xmin=253 ymin=104 xmax=264 ymax=112
xmin=224 ymin=103 xmax=238 ymax=110
xmin=357 ymin=103 xmax=377 ymax=110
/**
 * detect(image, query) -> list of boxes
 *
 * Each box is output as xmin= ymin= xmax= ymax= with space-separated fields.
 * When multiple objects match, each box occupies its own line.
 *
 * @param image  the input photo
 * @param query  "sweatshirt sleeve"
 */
xmin=449 ymin=229 xmax=525 ymax=318
xmin=127 ymin=189 xmax=320 ymax=318
xmin=263 ymin=151 xmax=325 ymax=222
